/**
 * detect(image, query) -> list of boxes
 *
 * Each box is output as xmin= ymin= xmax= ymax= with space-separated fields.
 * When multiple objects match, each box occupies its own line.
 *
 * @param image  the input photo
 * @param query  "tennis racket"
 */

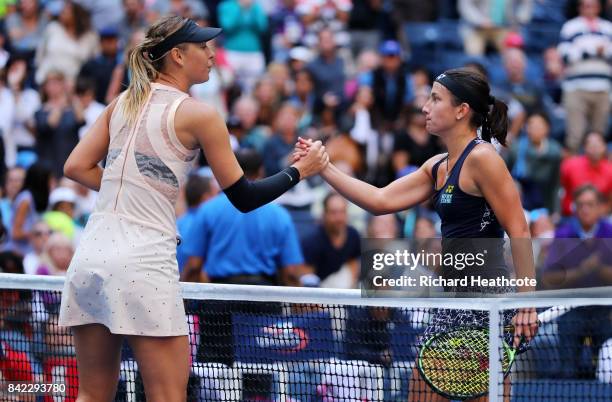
xmin=416 ymin=306 xmax=565 ymax=400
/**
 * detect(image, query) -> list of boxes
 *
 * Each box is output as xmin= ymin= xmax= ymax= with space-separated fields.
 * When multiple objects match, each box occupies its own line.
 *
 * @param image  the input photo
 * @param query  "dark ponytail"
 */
xmin=435 ymin=68 xmax=509 ymax=146
xmin=482 ymin=97 xmax=509 ymax=146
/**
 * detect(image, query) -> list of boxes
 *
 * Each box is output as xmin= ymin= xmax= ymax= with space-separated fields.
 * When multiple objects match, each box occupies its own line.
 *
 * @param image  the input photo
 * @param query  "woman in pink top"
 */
xmin=58 ymin=16 xmax=328 ymax=401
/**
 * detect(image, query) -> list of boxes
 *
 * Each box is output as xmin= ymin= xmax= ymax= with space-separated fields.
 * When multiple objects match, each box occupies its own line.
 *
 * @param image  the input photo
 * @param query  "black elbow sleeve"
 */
xmin=223 ymin=167 xmax=300 ymax=213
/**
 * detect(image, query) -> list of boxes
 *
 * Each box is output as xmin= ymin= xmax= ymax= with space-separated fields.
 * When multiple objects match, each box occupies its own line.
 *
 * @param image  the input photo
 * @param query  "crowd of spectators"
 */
xmin=0 ymin=0 xmax=611 ymax=389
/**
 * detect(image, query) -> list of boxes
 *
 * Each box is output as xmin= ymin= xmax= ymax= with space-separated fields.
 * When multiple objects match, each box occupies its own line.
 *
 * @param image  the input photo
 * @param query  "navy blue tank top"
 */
xmin=432 ymin=139 xmax=504 ymax=239
xmin=432 ymin=139 xmax=508 ymax=286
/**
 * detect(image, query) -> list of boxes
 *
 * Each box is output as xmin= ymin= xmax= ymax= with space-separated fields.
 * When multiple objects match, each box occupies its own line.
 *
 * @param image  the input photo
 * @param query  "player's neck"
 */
xmin=155 ymin=73 xmax=190 ymax=93
xmin=444 ymin=130 xmax=477 ymax=161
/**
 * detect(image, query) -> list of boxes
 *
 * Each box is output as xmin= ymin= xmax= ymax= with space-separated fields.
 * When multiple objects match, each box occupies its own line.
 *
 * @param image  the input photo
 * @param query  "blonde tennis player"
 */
xmin=58 ymin=16 xmax=328 ymax=402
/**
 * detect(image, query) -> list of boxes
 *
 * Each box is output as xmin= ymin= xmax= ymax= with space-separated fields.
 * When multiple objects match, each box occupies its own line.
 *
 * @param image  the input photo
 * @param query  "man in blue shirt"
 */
xmin=176 ymin=173 xmax=217 ymax=273
xmin=180 ymin=150 xmax=305 ymax=286
xmin=541 ymin=185 xmax=612 ymax=379
xmin=180 ymin=150 xmax=305 ymax=365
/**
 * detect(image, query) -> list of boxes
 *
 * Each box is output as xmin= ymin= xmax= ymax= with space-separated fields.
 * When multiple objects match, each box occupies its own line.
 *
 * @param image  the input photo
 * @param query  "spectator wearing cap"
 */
xmin=79 ymin=25 xmax=120 ymax=104
xmin=218 ymin=0 xmax=268 ymax=94
xmin=362 ymin=40 xmax=412 ymax=131
xmin=458 ymin=0 xmax=533 ymax=56
xmin=557 ymin=0 xmax=612 ymax=153
xmin=35 ymin=0 xmax=99 ymax=85
xmin=43 ymin=186 xmax=80 ymax=240
xmin=5 ymin=0 xmax=47 ymax=60
xmin=287 ymin=46 xmax=313 ymax=77
xmin=560 ymin=131 xmax=612 ymax=217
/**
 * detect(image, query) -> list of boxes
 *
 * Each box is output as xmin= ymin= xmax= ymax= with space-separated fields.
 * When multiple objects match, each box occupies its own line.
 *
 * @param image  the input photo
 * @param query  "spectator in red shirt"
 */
xmin=560 ymin=132 xmax=612 ymax=216
xmin=0 ymin=341 xmax=33 ymax=382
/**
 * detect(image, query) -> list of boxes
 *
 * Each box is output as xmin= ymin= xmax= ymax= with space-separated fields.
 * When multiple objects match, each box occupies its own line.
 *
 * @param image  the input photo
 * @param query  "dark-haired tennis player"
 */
xmin=58 ymin=16 xmax=328 ymax=402
xmin=295 ymin=68 xmax=538 ymax=401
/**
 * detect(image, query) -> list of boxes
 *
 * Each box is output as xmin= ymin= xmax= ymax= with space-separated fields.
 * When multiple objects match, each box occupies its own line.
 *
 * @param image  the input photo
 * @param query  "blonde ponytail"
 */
xmin=120 ymin=16 xmax=187 ymax=127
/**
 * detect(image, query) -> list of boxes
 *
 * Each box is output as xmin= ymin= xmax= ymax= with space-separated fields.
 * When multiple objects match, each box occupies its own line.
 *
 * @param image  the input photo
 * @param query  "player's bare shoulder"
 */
xmin=175 ymin=97 xmax=218 ymax=128
xmin=174 ymin=98 xmax=221 ymax=148
xmin=467 ymin=139 xmax=504 ymax=169
xmin=420 ymin=153 xmax=450 ymax=180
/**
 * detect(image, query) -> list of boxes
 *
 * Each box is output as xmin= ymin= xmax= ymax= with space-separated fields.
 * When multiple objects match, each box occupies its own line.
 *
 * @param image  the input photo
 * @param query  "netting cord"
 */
xmin=489 ymin=302 xmax=502 ymax=401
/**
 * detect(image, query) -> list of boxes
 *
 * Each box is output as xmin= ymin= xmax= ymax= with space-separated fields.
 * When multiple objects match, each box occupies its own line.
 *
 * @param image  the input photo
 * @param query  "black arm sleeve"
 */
xmin=223 ymin=167 xmax=300 ymax=213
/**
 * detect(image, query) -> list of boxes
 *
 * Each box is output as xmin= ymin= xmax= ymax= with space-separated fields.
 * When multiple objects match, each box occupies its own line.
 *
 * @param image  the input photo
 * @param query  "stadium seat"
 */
xmin=317 ymin=358 xmax=385 ymax=401
xmin=233 ymin=361 xmax=287 ymax=400
xmin=514 ymin=321 xmax=561 ymax=379
xmin=283 ymin=360 xmax=325 ymax=402
xmin=403 ymin=23 xmax=439 ymax=70
xmin=521 ymin=25 xmax=562 ymax=55
xmin=596 ymin=338 xmax=612 ymax=383
xmin=385 ymin=360 xmax=414 ymax=401
xmin=436 ymin=20 xmax=464 ymax=51
xmin=530 ymin=0 xmax=569 ymax=24
xmin=512 ymin=379 xmax=612 ymax=401
xmin=191 ymin=362 xmax=238 ymax=401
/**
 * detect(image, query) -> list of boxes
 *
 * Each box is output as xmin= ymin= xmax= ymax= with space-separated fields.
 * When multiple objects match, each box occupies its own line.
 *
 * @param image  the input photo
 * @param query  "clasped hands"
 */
xmin=290 ymin=137 xmax=330 ymax=179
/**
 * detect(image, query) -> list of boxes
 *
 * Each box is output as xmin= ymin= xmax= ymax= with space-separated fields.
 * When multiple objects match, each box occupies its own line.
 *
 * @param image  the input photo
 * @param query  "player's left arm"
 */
xmin=471 ymin=145 xmax=538 ymax=346
xmin=470 ymin=145 xmax=534 ymax=291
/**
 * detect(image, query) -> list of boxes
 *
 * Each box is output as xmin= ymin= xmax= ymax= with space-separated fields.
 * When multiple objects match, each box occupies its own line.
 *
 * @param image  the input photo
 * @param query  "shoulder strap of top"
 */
xmin=448 ymin=139 xmax=481 ymax=181
xmin=431 ymin=154 xmax=448 ymax=184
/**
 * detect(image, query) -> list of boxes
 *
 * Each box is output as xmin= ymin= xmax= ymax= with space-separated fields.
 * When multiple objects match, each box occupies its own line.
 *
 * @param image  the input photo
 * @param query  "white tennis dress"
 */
xmin=59 ymin=83 xmax=198 ymax=336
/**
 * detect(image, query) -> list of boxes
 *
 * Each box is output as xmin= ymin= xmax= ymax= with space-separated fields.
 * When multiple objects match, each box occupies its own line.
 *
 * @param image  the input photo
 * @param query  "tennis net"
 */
xmin=1 ymin=273 xmax=611 ymax=401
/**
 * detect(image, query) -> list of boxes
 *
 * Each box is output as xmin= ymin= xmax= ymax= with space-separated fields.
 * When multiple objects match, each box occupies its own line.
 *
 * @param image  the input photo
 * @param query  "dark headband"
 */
xmin=147 ymin=19 xmax=222 ymax=61
xmin=435 ymin=73 xmax=494 ymax=115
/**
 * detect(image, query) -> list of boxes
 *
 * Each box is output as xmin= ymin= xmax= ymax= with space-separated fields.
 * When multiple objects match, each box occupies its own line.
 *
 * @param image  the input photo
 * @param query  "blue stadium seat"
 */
xmin=531 ymin=0 xmax=569 ymax=24
xmin=436 ymin=50 xmax=471 ymax=74
xmin=436 ymin=20 xmax=464 ymax=51
xmin=283 ymin=360 xmax=324 ymax=402
xmin=521 ymin=24 xmax=562 ymax=55
xmin=512 ymin=379 xmax=612 ymax=401
xmin=403 ymin=22 xmax=440 ymax=69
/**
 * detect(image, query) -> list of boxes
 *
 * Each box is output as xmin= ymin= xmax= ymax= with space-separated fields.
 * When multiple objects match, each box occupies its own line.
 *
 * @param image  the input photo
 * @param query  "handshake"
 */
xmin=290 ymin=137 xmax=330 ymax=179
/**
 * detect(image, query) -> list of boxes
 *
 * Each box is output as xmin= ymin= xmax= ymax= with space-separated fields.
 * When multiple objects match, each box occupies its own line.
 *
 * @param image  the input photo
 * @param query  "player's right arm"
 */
xmin=175 ymin=99 xmax=328 ymax=212
xmin=320 ymin=154 xmax=442 ymax=215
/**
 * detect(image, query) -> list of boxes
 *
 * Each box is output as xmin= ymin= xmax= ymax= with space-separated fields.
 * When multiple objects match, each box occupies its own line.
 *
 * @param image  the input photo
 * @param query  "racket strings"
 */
xmin=419 ymin=329 xmax=512 ymax=398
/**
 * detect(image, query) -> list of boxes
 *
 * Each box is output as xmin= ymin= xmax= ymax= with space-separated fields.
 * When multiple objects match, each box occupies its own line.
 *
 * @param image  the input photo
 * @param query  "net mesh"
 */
xmin=1 ymin=275 xmax=611 ymax=401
